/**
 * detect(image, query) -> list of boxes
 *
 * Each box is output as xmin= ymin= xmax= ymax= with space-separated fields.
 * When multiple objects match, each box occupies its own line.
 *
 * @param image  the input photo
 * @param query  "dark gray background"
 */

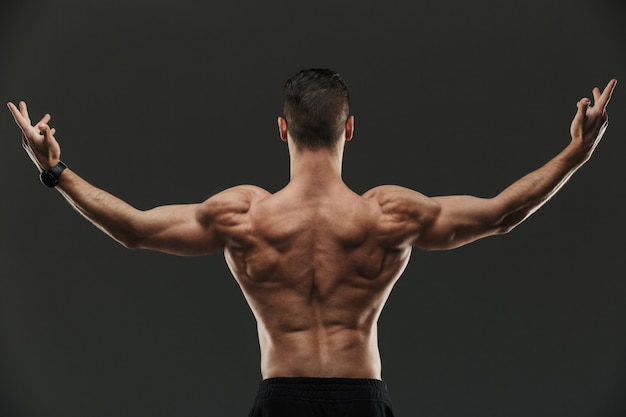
xmin=1 ymin=0 xmax=625 ymax=416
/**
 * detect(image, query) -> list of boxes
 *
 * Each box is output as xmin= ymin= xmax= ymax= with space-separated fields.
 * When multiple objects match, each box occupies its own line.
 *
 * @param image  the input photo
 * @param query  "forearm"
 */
xmin=496 ymin=141 xmax=588 ymax=229
xmin=55 ymin=168 xmax=144 ymax=247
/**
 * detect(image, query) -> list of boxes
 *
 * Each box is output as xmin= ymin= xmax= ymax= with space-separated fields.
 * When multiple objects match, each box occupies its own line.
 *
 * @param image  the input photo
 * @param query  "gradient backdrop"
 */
xmin=1 ymin=0 xmax=625 ymax=416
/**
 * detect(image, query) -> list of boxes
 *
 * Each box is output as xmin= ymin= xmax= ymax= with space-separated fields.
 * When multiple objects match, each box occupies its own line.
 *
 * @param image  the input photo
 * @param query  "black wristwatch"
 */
xmin=40 ymin=161 xmax=67 ymax=187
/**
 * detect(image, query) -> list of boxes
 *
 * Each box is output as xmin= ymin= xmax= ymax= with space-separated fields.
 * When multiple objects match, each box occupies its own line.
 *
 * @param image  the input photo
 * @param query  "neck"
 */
xmin=288 ymin=145 xmax=344 ymax=187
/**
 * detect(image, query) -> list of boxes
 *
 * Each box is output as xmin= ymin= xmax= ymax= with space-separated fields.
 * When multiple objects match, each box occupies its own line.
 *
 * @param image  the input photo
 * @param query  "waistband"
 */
xmin=256 ymin=377 xmax=392 ymax=403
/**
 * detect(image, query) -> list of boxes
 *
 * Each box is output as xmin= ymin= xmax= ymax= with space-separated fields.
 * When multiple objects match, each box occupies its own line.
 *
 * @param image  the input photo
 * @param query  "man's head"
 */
xmin=279 ymin=68 xmax=353 ymax=151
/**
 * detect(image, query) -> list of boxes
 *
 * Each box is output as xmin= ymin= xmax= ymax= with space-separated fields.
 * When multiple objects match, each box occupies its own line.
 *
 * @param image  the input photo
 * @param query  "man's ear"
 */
xmin=277 ymin=117 xmax=288 ymax=142
xmin=345 ymin=116 xmax=355 ymax=142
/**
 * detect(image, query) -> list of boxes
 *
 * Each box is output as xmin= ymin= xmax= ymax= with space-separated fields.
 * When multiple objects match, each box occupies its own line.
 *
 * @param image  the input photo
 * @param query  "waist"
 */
xmin=259 ymin=328 xmax=382 ymax=379
xmin=256 ymin=377 xmax=392 ymax=403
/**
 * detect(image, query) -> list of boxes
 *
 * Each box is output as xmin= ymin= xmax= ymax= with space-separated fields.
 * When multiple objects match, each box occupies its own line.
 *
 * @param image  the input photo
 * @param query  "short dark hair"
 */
xmin=282 ymin=68 xmax=351 ymax=150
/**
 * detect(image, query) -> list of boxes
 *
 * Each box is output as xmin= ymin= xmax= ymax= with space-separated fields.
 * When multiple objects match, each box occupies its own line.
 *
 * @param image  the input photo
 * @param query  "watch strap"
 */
xmin=40 ymin=161 xmax=67 ymax=187
xmin=49 ymin=161 xmax=67 ymax=178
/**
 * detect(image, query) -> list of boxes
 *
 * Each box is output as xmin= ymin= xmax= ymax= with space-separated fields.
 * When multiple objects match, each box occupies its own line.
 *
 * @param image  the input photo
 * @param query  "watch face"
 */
xmin=40 ymin=171 xmax=58 ymax=187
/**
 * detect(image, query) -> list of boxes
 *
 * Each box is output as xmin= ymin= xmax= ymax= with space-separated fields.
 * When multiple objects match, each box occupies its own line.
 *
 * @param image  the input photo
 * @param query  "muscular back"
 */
xmin=206 ymin=183 xmax=421 ymax=379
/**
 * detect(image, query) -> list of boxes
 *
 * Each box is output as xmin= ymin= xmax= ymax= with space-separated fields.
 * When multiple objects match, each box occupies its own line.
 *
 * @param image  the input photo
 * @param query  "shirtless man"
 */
xmin=8 ymin=69 xmax=617 ymax=417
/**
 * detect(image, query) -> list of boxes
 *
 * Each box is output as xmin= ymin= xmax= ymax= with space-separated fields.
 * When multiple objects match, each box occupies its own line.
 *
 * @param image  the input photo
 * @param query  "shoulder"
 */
xmin=198 ymin=185 xmax=271 ymax=225
xmin=361 ymin=185 xmax=442 ymax=248
xmin=362 ymin=185 xmax=440 ymax=223
xmin=208 ymin=184 xmax=270 ymax=201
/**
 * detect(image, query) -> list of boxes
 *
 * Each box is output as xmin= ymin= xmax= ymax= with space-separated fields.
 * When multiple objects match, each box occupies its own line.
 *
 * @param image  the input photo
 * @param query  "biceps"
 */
xmin=416 ymin=195 xmax=507 ymax=250
xmin=133 ymin=204 xmax=223 ymax=256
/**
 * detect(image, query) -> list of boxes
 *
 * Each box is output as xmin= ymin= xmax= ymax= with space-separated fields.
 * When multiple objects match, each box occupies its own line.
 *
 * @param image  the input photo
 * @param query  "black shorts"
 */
xmin=248 ymin=377 xmax=395 ymax=417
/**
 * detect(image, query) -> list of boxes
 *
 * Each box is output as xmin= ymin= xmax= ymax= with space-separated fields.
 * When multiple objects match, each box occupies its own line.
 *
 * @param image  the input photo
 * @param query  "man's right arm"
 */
xmin=372 ymin=79 xmax=617 ymax=251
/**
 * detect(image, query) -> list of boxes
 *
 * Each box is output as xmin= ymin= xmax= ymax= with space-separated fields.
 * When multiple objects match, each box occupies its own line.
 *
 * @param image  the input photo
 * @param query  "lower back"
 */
xmin=259 ymin=324 xmax=382 ymax=379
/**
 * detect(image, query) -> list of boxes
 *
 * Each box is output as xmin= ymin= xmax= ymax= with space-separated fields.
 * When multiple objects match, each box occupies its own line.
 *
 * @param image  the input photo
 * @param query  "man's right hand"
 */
xmin=7 ymin=101 xmax=61 ymax=172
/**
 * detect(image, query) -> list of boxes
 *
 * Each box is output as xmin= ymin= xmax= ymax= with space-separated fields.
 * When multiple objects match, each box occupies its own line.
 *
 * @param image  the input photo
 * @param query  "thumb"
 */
xmin=579 ymin=98 xmax=591 ymax=113
xmin=40 ymin=124 xmax=61 ymax=158
xmin=571 ymin=98 xmax=590 ymax=139
xmin=39 ymin=124 xmax=52 ymax=142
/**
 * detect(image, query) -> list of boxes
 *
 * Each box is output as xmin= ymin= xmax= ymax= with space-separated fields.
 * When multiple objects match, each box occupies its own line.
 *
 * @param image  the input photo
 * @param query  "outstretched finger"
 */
xmin=37 ymin=113 xmax=51 ymax=126
xmin=19 ymin=101 xmax=31 ymax=121
xmin=595 ymin=79 xmax=617 ymax=113
xmin=7 ymin=102 xmax=21 ymax=120
xmin=36 ymin=114 xmax=52 ymax=133
xmin=592 ymin=87 xmax=601 ymax=105
xmin=7 ymin=102 xmax=30 ymax=131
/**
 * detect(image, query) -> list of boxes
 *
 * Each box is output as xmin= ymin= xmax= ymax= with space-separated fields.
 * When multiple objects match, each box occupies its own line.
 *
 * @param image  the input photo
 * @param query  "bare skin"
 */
xmin=7 ymin=79 xmax=617 ymax=380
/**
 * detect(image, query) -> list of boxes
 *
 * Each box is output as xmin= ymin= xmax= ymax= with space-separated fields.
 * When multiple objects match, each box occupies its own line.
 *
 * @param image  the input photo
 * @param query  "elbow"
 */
xmin=111 ymin=218 xmax=149 ymax=249
xmin=489 ymin=203 xmax=527 ymax=236
xmin=111 ymin=231 xmax=143 ymax=249
xmin=495 ymin=223 xmax=516 ymax=235
xmin=493 ymin=213 xmax=527 ymax=235
xmin=119 ymin=238 xmax=140 ymax=249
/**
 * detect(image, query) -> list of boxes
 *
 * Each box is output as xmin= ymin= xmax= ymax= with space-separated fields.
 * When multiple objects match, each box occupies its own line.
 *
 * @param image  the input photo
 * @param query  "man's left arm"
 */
xmin=8 ymin=101 xmax=224 ymax=256
xmin=57 ymin=169 xmax=223 ymax=256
